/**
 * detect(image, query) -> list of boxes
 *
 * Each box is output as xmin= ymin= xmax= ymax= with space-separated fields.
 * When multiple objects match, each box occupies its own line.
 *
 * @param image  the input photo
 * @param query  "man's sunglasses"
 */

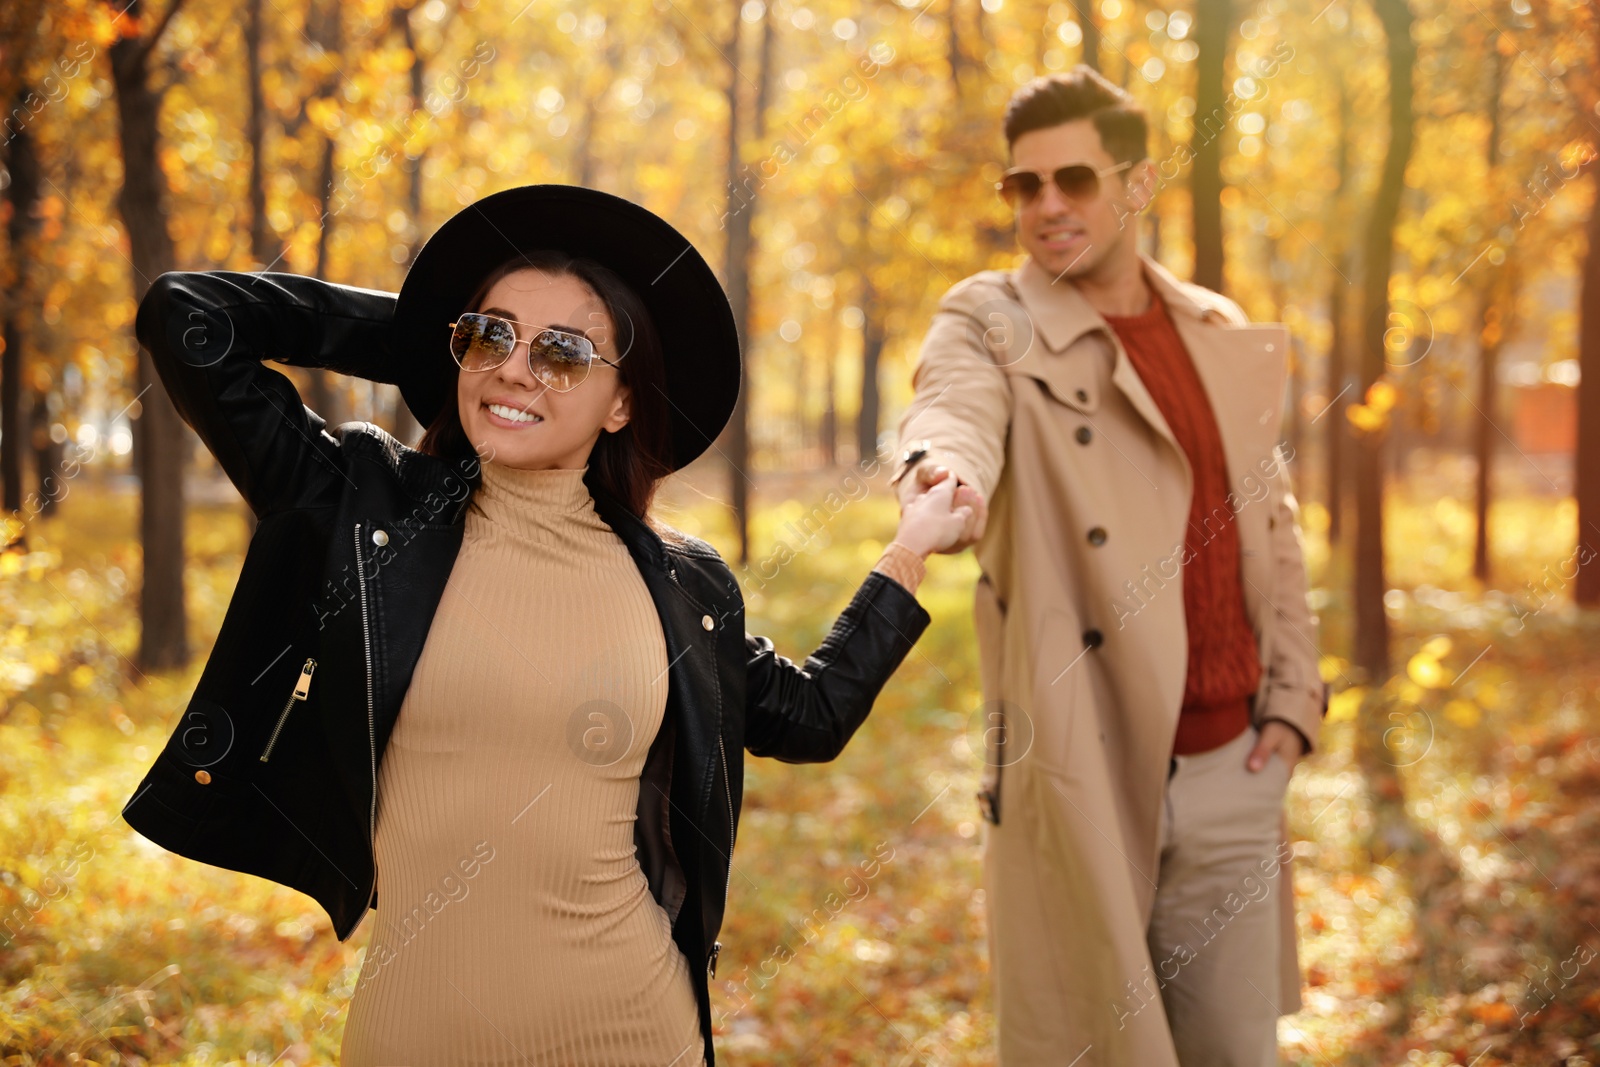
xmin=996 ymin=160 xmax=1135 ymax=208
xmin=447 ymin=312 xmax=621 ymax=392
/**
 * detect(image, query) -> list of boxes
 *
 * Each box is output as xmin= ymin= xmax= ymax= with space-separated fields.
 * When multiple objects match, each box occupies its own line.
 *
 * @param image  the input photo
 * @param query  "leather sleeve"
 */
xmin=135 ymin=270 xmax=400 ymax=517
xmin=743 ymin=571 xmax=931 ymax=763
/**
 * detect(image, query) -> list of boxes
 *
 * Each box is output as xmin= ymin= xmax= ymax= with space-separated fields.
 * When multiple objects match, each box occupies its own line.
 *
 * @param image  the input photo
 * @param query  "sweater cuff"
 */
xmin=871 ymin=541 xmax=927 ymax=596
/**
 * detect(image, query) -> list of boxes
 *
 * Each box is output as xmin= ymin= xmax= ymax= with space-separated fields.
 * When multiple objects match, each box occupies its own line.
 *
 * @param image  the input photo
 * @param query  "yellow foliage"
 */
xmin=306 ymin=97 xmax=343 ymax=134
xmin=1366 ymin=379 xmax=1398 ymax=412
xmin=1410 ymin=658 xmax=1452 ymax=691
xmin=1420 ymin=635 xmax=1453 ymax=659
xmin=1442 ymin=699 xmax=1481 ymax=728
xmin=1346 ymin=403 xmax=1387 ymax=434
xmin=1327 ymin=686 xmax=1364 ymax=723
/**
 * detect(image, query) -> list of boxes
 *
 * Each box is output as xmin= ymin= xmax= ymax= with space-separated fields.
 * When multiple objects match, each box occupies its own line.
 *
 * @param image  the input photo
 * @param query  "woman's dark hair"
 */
xmin=416 ymin=249 xmax=675 ymax=523
xmin=1003 ymin=66 xmax=1148 ymax=166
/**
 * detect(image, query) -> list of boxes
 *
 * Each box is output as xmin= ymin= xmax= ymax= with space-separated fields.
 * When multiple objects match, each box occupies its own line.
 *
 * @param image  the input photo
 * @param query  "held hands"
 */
xmin=893 ymin=467 xmax=979 ymax=558
xmin=900 ymin=464 xmax=987 ymax=554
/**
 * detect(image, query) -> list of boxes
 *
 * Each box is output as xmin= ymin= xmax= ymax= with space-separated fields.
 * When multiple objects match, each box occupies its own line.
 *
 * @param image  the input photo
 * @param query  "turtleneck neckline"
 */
xmin=470 ymin=460 xmax=596 ymax=538
xmin=1100 ymin=280 xmax=1165 ymax=324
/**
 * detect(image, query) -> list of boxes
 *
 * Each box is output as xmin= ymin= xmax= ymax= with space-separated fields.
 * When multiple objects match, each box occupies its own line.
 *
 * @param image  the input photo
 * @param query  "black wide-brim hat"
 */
xmin=392 ymin=184 xmax=741 ymax=472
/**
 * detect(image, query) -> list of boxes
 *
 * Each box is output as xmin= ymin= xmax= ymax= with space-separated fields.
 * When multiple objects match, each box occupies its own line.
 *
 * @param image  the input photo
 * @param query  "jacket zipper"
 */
xmin=354 ymin=524 xmax=379 ymax=914
xmin=258 ymin=658 xmax=316 ymax=762
xmin=716 ymin=734 xmax=734 ymax=898
xmin=670 ymin=561 xmax=733 ymax=982
xmin=712 ymin=732 xmax=734 ymax=978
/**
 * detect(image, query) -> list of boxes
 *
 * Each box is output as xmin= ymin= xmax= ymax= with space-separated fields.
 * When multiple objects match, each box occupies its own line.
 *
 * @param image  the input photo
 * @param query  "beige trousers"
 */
xmin=1140 ymin=723 xmax=1293 ymax=1067
xmin=981 ymin=723 xmax=1293 ymax=1067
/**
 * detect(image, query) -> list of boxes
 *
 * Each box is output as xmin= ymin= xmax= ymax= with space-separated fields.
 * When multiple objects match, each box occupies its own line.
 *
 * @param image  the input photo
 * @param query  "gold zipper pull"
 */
xmin=293 ymin=658 xmax=317 ymax=700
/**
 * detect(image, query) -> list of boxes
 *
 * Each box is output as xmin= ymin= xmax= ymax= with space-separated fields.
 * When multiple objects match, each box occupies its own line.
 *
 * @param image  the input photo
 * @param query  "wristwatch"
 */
xmin=901 ymin=439 xmax=933 ymax=471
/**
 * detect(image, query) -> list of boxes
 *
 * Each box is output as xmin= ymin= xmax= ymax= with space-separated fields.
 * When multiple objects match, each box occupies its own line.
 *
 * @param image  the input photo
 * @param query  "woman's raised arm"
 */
xmin=135 ymin=270 xmax=399 ymax=517
xmin=742 ymin=474 xmax=971 ymax=762
xmin=743 ymin=570 xmax=931 ymax=763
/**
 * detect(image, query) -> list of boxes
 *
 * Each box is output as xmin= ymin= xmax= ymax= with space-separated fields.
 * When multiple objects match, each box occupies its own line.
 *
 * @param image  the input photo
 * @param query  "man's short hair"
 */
xmin=1003 ymin=66 xmax=1149 ymax=166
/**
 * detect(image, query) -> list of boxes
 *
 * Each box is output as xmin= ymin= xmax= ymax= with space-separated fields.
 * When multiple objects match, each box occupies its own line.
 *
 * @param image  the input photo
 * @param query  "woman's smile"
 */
xmin=483 ymin=398 xmax=545 ymax=427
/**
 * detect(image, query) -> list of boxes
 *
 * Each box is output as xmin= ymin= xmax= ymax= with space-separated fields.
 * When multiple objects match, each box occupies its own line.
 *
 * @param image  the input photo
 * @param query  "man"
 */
xmin=890 ymin=67 xmax=1327 ymax=1066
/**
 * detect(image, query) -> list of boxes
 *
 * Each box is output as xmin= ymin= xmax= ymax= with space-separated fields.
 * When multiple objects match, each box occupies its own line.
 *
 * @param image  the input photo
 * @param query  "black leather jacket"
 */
xmin=120 ymin=271 xmax=931 ymax=1063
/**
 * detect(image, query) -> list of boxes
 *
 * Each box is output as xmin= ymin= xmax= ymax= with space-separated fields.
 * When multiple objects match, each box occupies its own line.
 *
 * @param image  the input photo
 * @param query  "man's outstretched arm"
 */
xmin=889 ymin=276 xmax=1015 ymax=550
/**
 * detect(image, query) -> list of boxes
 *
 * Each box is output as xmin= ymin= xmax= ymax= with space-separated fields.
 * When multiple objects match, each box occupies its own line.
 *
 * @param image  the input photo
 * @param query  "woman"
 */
xmin=121 ymin=184 xmax=968 ymax=1066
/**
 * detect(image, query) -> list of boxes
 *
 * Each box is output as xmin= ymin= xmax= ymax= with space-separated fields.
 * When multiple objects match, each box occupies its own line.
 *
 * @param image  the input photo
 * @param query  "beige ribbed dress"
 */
xmin=340 ymin=460 xmax=705 ymax=1067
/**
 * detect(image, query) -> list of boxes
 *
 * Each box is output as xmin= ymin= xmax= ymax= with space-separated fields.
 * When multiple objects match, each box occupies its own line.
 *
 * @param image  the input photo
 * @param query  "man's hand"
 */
xmin=1246 ymin=720 xmax=1306 ymax=774
xmin=892 ymin=474 xmax=974 ymax=557
xmin=907 ymin=463 xmax=988 ymax=552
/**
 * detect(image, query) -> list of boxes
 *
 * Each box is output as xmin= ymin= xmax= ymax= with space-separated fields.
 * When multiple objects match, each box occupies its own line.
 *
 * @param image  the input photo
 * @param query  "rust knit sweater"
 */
xmin=1102 ymin=282 xmax=1263 ymax=756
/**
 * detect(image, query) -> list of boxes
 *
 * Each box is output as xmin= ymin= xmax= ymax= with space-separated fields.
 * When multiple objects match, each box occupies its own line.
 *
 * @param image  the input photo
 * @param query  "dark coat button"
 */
xmin=1087 ymin=526 xmax=1107 ymax=546
xmin=1075 ymin=426 xmax=1092 ymax=445
xmin=1083 ymin=628 xmax=1104 ymax=649
xmin=1075 ymin=388 xmax=1090 ymax=403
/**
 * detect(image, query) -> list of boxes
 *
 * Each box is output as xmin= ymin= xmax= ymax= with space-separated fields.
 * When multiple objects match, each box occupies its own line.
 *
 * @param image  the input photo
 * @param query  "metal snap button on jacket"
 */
xmin=194 ymin=770 xmax=211 ymax=784
xmin=1087 ymin=526 xmax=1107 ymax=546
xmin=701 ymin=615 xmax=714 ymax=631
xmin=1075 ymin=425 xmax=1092 ymax=445
xmin=372 ymin=528 xmax=389 ymax=546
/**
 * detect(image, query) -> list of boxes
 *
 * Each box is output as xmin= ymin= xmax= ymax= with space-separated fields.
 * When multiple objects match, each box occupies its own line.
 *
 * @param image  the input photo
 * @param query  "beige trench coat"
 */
xmin=891 ymin=253 xmax=1325 ymax=1066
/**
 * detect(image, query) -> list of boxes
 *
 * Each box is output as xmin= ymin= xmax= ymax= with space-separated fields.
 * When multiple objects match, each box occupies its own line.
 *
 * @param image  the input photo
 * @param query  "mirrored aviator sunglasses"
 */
xmin=996 ymin=160 xmax=1134 ymax=208
xmin=447 ymin=312 xmax=621 ymax=392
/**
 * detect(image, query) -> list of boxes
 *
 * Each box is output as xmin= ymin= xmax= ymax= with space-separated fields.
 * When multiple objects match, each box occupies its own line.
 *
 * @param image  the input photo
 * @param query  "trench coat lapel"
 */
xmin=1142 ymin=257 xmax=1290 ymax=490
xmin=1010 ymin=253 xmax=1289 ymax=494
xmin=1011 ymin=255 xmax=1180 ymax=459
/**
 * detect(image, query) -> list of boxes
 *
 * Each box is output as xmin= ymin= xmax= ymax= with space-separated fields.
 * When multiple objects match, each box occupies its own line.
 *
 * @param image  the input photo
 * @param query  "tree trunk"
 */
xmin=572 ymin=36 xmax=623 ymax=190
xmin=246 ymin=0 xmax=279 ymax=269
xmin=1072 ymin=0 xmax=1100 ymax=72
xmin=1190 ymin=0 xmax=1230 ymax=293
xmin=856 ymin=270 xmax=884 ymax=464
xmin=109 ymin=0 xmax=191 ymax=672
xmin=1577 ymin=173 xmax=1600 ymax=605
xmin=1473 ymin=309 xmax=1501 ymax=583
xmin=306 ymin=0 xmax=342 ymax=426
xmin=2 ymin=85 xmax=40 ymax=526
xmin=1353 ymin=0 xmax=1413 ymax=685
xmin=1355 ymin=13 xmax=1464 ymax=1005
xmin=1352 ymin=0 xmax=1415 ymax=877
xmin=1325 ymin=82 xmax=1353 ymax=545
xmin=241 ymin=0 xmax=274 ymax=538
xmin=1472 ymin=42 xmax=1506 ymax=585
xmin=30 ymin=391 xmax=62 ymax=519
xmin=946 ymin=0 xmax=966 ymax=98
xmin=721 ymin=0 xmax=772 ymax=565
xmin=822 ymin=308 xmax=838 ymax=467
xmin=307 ymin=133 xmax=341 ymax=424
xmin=1577 ymin=18 xmax=1600 ymax=606
xmin=387 ymin=1 xmax=425 ymax=446
xmin=1325 ymin=275 xmax=1347 ymax=544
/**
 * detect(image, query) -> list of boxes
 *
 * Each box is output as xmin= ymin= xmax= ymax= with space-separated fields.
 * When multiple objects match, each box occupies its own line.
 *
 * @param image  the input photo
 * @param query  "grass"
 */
xmin=1 ymin=465 xmax=1597 ymax=1065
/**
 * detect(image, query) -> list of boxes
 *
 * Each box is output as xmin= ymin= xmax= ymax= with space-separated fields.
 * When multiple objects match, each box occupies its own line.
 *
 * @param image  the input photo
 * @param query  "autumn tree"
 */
xmin=108 ymin=0 xmax=191 ymax=671
xmin=1578 ymin=4 xmax=1600 ymax=607
xmin=1191 ymin=0 xmax=1230 ymax=293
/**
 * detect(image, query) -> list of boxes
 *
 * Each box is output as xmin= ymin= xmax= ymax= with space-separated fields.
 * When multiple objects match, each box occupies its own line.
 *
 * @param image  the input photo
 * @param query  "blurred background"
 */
xmin=3 ymin=0 xmax=1600 ymax=1064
